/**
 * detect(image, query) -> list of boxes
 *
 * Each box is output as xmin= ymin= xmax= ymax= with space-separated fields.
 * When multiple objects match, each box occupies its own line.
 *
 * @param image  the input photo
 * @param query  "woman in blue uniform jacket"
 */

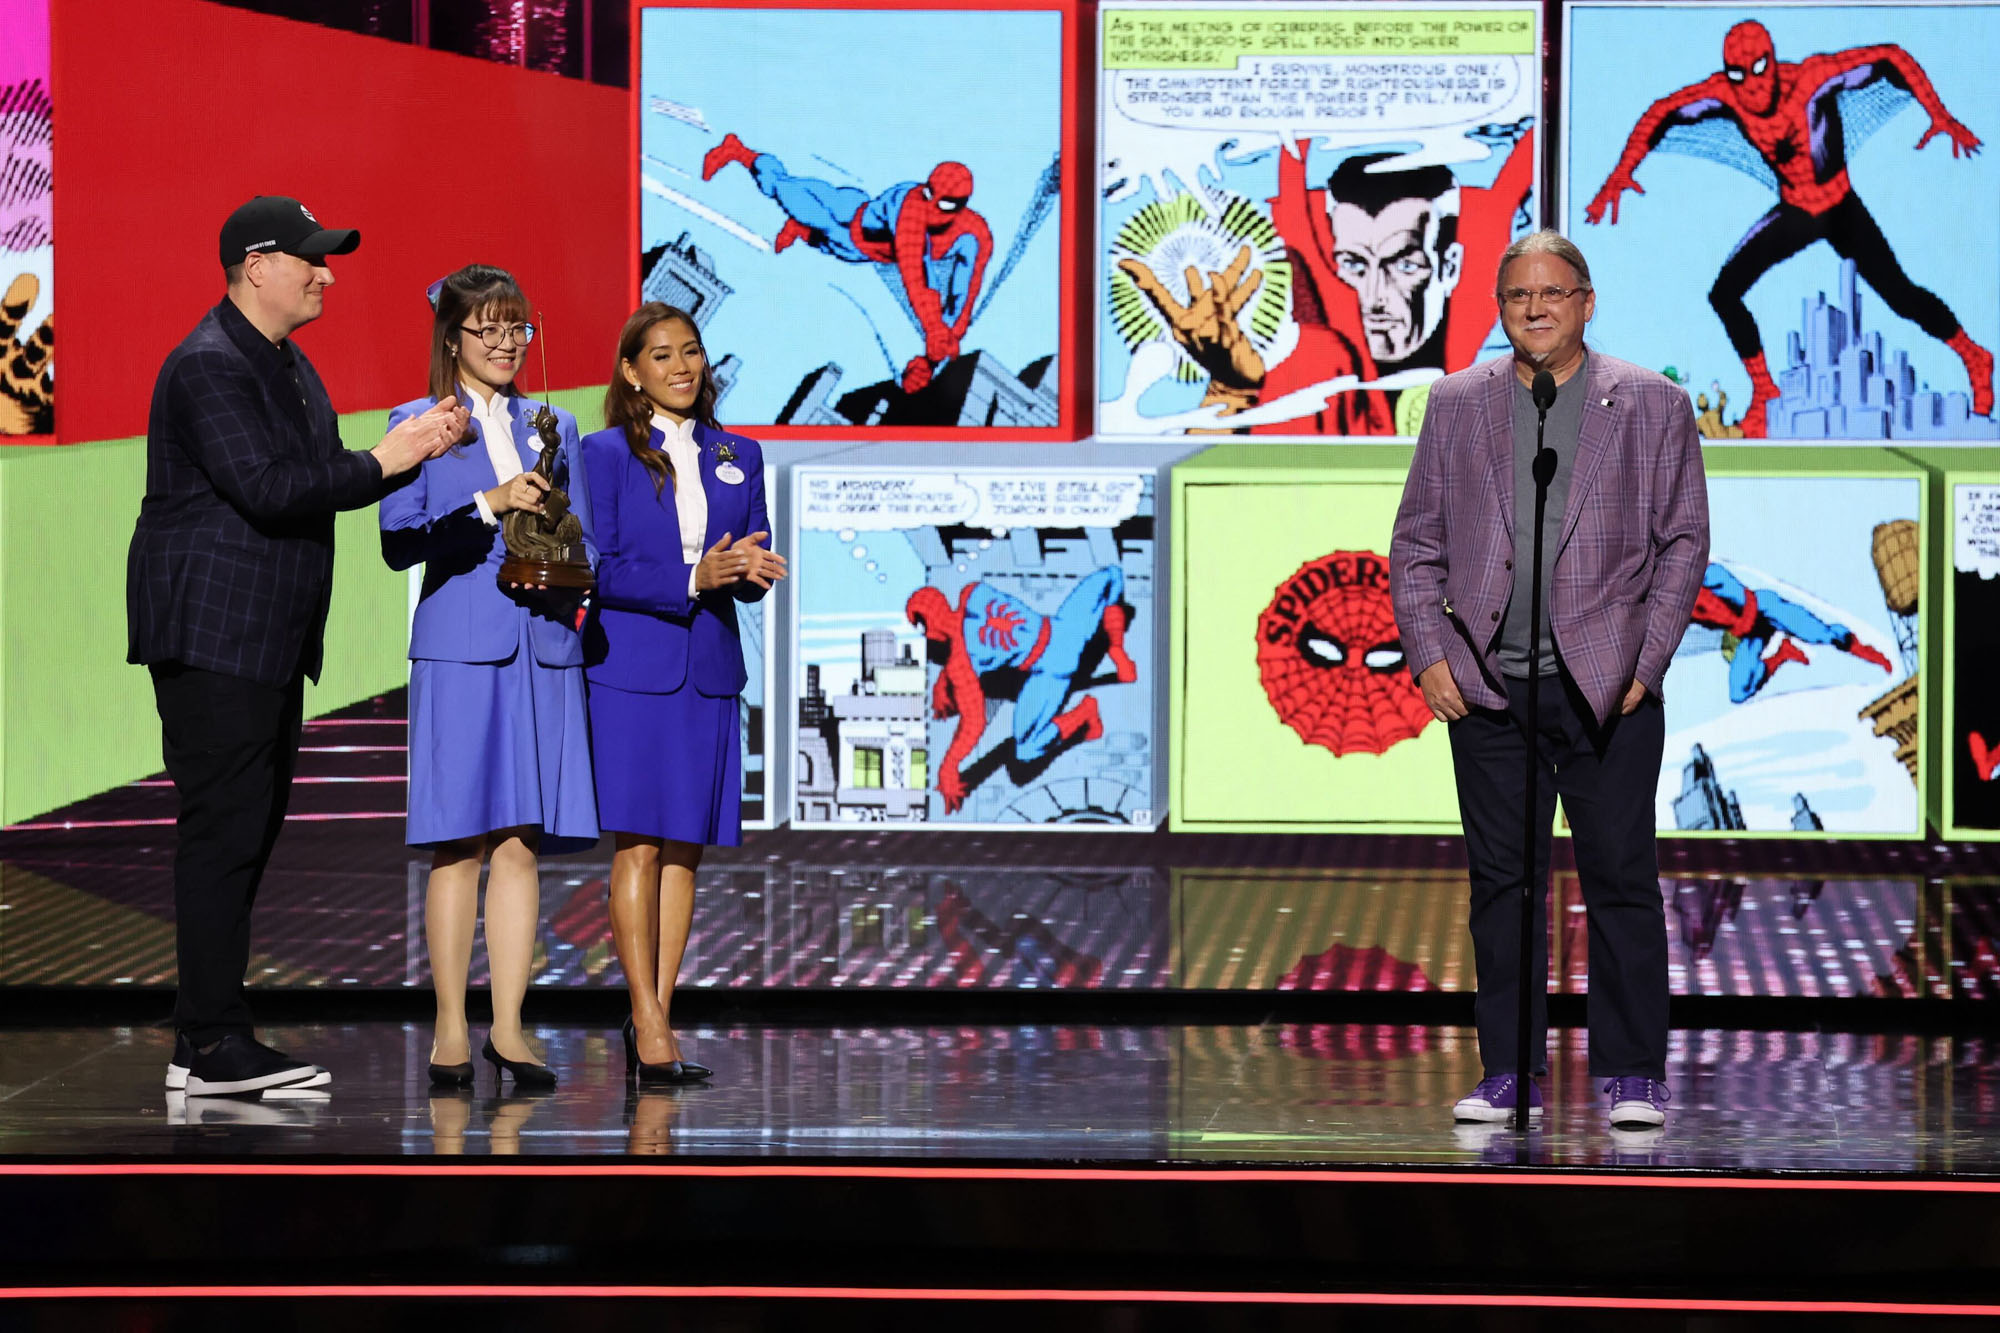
xmin=581 ymin=302 xmax=785 ymax=1085
xmin=380 ymin=265 xmax=598 ymax=1091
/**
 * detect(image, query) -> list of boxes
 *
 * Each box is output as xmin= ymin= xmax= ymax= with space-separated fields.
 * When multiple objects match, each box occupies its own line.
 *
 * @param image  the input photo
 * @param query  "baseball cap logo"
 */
xmin=299 ymin=204 xmax=318 ymax=223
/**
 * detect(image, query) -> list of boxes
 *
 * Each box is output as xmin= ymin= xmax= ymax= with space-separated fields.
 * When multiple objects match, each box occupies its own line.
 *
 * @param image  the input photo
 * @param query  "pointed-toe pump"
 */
xmin=481 ymin=1036 xmax=557 ymax=1090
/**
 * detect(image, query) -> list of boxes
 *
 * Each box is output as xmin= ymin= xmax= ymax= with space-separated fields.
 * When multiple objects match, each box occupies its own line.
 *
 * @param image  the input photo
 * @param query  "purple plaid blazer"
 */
xmin=1390 ymin=350 xmax=1709 ymax=727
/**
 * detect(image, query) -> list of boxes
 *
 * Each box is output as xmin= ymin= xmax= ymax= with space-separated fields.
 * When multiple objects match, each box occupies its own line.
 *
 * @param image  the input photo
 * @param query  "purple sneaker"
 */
xmin=1603 ymin=1077 xmax=1669 ymax=1127
xmin=1452 ymin=1074 xmax=1542 ymax=1123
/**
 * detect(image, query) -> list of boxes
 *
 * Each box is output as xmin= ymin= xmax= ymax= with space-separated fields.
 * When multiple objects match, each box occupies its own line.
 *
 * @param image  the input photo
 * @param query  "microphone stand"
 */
xmin=1515 ymin=370 xmax=1558 ymax=1133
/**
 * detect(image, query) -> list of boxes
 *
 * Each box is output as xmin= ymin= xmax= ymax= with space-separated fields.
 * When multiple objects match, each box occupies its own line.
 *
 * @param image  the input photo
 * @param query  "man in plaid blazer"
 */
xmin=1391 ymin=230 xmax=1708 ymax=1131
xmin=128 ymin=196 xmax=465 ymax=1097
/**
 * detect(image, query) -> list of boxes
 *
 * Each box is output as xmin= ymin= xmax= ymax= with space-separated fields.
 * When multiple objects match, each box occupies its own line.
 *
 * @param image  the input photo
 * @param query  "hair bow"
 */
xmin=425 ymin=276 xmax=446 ymax=310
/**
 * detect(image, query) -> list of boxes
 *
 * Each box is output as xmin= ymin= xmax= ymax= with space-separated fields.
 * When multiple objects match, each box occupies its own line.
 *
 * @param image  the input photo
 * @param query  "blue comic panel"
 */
xmin=638 ymin=5 xmax=1067 ymax=432
xmin=1563 ymin=2 xmax=2000 ymax=441
xmin=1658 ymin=473 xmax=1923 ymax=836
xmin=790 ymin=461 xmax=1163 ymax=829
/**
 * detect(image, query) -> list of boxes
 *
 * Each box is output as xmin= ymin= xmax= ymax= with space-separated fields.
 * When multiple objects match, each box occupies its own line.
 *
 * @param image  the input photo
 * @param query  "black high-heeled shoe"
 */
xmin=429 ymin=1041 xmax=476 ymax=1088
xmin=428 ymin=1060 xmax=475 ymax=1089
xmin=481 ymin=1036 xmax=557 ymax=1090
xmin=623 ymin=1015 xmax=713 ymax=1084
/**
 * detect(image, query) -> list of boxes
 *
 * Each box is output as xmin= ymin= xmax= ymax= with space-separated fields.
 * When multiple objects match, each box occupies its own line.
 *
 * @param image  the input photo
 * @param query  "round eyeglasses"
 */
xmin=460 ymin=322 xmax=536 ymax=348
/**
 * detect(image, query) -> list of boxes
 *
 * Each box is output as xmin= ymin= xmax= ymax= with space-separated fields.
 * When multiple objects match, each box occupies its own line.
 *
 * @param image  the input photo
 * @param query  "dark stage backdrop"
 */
xmin=50 ymin=0 xmax=628 ymax=444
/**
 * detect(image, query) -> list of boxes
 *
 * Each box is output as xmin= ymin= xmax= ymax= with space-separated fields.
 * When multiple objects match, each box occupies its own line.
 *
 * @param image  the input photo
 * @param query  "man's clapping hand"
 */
xmin=373 ymin=396 xmax=469 ymax=478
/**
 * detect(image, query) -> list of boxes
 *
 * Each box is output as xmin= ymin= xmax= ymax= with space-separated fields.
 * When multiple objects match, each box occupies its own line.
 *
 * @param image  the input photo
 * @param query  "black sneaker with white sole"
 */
xmin=182 ymin=1033 xmax=331 ymax=1096
xmin=165 ymin=1030 xmax=195 ymax=1091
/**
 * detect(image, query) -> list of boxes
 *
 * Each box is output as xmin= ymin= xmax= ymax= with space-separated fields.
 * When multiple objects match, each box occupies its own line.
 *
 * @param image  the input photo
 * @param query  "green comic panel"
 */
xmin=1172 ymin=448 xmax=1457 ymax=830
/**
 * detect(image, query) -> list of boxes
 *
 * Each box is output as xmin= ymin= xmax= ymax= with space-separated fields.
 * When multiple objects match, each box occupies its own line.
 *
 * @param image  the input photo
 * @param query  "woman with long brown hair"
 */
xmin=580 ymin=303 xmax=785 ymax=1084
xmin=380 ymin=264 xmax=597 ymax=1091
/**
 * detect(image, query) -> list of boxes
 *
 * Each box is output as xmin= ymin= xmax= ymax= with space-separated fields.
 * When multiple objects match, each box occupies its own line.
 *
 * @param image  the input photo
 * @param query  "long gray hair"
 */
xmin=1494 ymin=230 xmax=1593 ymax=294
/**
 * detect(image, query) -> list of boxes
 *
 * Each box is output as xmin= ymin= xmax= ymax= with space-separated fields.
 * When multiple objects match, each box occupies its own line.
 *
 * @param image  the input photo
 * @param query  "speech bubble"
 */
xmin=969 ymin=473 xmax=1147 ymax=529
xmin=801 ymin=471 xmax=1146 ymax=532
xmin=1956 ymin=483 xmax=2000 ymax=579
xmin=799 ymin=474 xmax=977 ymax=532
xmin=1103 ymin=7 xmax=1535 ymax=67
xmin=1111 ymin=55 xmax=1525 ymax=138
xmin=1101 ymin=5 xmax=1536 ymax=203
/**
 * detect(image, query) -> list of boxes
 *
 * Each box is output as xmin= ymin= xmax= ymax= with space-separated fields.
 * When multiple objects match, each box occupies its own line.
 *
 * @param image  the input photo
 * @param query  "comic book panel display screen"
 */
xmin=1953 ymin=480 xmax=2000 ymax=836
xmin=1 ymin=0 xmax=52 ymax=439
xmin=789 ymin=455 xmax=1166 ymax=830
xmin=637 ymin=4 xmax=1069 ymax=435
xmin=1659 ymin=465 xmax=1924 ymax=836
xmin=1561 ymin=2 xmax=1999 ymax=441
xmin=1097 ymin=2 xmax=1541 ymax=438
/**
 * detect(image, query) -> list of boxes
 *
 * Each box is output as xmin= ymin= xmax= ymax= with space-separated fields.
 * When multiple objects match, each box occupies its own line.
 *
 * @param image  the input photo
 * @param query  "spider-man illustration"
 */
xmin=1256 ymin=550 xmax=1431 ymax=756
xmin=1586 ymin=20 xmax=1993 ymax=437
xmin=1690 ymin=562 xmax=1892 ymax=703
xmin=1972 ymin=732 xmax=2000 ymax=783
xmin=906 ymin=567 xmax=1136 ymax=815
xmin=704 ymin=133 xmax=994 ymax=396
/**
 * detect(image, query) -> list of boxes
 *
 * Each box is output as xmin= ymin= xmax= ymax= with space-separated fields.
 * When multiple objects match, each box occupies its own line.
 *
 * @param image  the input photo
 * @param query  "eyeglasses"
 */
xmin=1499 ymin=285 xmax=1588 ymax=306
xmin=460 ymin=322 xmax=536 ymax=348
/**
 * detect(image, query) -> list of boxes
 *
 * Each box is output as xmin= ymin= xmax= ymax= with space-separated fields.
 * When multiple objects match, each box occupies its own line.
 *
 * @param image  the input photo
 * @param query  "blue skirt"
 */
xmin=588 ymin=679 xmax=742 ymax=846
xmin=405 ymin=618 xmax=599 ymax=854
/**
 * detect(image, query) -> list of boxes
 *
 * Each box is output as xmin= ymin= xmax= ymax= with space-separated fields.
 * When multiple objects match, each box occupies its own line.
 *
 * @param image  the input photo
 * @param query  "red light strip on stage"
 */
xmin=0 ymin=1286 xmax=1995 ymax=1315
xmin=2 ymin=1163 xmax=1996 ymax=1193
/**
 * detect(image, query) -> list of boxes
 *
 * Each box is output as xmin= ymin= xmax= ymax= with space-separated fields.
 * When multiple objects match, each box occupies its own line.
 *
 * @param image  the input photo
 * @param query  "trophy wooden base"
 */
xmin=498 ymin=556 xmax=595 ymax=591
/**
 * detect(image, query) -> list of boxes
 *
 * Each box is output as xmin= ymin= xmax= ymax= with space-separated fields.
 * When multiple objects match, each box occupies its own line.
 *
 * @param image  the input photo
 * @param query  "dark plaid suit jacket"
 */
xmin=1390 ymin=350 xmax=1709 ymax=727
xmin=126 ymin=300 xmax=390 ymax=687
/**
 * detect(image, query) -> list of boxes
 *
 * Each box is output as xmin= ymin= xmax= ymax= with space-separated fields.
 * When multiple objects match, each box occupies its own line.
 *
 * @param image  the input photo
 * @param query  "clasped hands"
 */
xmin=695 ymin=531 xmax=788 ymax=593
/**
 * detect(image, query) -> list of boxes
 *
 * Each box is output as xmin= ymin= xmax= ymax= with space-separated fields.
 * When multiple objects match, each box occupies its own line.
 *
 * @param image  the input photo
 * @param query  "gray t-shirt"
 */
xmin=1494 ymin=353 xmax=1588 ymax=677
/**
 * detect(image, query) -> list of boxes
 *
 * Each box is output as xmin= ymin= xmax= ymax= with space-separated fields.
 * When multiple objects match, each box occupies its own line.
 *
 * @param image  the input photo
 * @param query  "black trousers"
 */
xmin=1448 ymin=671 xmax=1668 ymax=1080
xmin=150 ymin=663 xmax=304 ymax=1043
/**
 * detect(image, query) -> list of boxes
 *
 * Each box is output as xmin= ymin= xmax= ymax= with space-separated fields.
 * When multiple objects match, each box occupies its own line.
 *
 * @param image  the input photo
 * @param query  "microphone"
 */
xmin=1530 ymin=371 xmax=1558 ymax=485
xmin=1531 ymin=370 xmax=1557 ymax=416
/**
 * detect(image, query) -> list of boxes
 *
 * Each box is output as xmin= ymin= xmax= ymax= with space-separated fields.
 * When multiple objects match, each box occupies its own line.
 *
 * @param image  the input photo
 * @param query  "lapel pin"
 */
xmin=715 ymin=441 xmax=738 ymax=464
xmin=1601 ymin=397 xmax=1614 ymax=407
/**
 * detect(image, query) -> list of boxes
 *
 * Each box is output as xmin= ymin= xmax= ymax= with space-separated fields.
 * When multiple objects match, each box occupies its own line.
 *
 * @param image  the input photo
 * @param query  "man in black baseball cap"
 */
xmin=218 ymin=194 xmax=359 ymax=268
xmin=130 ymin=196 xmax=464 ymax=1097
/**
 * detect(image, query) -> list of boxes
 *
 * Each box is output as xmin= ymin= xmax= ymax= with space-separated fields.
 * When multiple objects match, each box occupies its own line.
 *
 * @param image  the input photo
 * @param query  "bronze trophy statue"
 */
xmin=498 ymin=403 xmax=594 ymax=591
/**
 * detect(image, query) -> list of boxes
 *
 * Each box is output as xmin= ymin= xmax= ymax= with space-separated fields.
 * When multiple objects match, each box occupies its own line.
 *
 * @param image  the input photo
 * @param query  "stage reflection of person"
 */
xmin=581 ymin=304 xmax=786 ymax=1086
xmin=626 ymin=1088 xmax=683 ymax=1155
xmin=132 ymin=196 xmax=465 ymax=1098
xmin=1389 ymin=231 xmax=1708 ymax=1132
xmin=381 ymin=265 xmax=598 ymax=1092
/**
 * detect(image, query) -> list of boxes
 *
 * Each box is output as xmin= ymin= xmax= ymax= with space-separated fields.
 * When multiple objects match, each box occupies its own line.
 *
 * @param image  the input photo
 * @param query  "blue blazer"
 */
xmin=580 ymin=421 xmax=770 ymax=696
xmin=380 ymin=393 xmax=594 ymax=667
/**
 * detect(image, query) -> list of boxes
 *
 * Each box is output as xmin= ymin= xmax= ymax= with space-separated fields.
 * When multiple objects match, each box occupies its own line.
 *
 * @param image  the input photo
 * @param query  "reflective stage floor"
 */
xmin=3 ymin=1019 xmax=1996 ymax=1172
xmin=5 ymin=1019 xmax=2000 ymax=1326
